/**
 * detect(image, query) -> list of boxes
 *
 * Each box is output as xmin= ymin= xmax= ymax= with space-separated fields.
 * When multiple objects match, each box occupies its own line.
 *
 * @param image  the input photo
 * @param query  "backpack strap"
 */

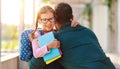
xmin=38 ymin=30 xmax=44 ymax=35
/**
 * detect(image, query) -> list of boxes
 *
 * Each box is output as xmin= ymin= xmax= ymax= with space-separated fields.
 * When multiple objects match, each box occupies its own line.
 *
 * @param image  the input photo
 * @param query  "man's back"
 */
xmin=56 ymin=22 xmax=115 ymax=69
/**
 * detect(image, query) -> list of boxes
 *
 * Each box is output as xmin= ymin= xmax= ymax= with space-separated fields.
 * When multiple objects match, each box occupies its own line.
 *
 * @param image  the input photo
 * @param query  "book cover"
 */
xmin=38 ymin=32 xmax=61 ymax=64
xmin=46 ymin=55 xmax=61 ymax=64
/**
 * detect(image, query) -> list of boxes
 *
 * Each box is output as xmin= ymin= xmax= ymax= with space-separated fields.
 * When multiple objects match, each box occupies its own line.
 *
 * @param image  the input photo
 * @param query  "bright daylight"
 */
xmin=0 ymin=0 xmax=120 ymax=69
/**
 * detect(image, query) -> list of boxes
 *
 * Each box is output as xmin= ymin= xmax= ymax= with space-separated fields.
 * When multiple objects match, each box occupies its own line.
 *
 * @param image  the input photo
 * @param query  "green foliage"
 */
xmin=105 ymin=0 xmax=117 ymax=8
xmin=105 ymin=0 xmax=112 ymax=8
xmin=2 ymin=24 xmax=18 ymax=40
xmin=1 ymin=24 xmax=19 ymax=51
xmin=42 ymin=0 xmax=49 ymax=3
xmin=105 ymin=0 xmax=117 ymax=32
xmin=83 ymin=3 xmax=92 ymax=29
xmin=83 ymin=4 xmax=92 ymax=18
xmin=2 ymin=39 xmax=18 ymax=50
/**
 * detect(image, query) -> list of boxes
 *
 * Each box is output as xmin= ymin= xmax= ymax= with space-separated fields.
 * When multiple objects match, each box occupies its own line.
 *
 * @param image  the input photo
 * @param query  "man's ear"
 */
xmin=70 ymin=15 xmax=73 ymax=21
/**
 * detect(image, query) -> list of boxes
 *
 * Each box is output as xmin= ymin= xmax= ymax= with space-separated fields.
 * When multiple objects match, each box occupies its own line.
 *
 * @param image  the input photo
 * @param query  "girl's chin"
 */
xmin=46 ymin=28 xmax=53 ymax=31
xmin=43 ymin=28 xmax=53 ymax=32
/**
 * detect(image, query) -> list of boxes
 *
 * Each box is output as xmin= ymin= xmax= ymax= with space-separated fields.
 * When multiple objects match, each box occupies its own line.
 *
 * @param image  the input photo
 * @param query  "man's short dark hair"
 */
xmin=55 ymin=2 xmax=73 ymax=24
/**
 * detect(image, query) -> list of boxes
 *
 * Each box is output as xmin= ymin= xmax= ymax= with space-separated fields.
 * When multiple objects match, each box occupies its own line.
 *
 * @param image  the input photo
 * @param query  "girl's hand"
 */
xmin=29 ymin=31 xmax=40 ymax=41
xmin=71 ymin=20 xmax=80 ymax=27
xmin=47 ymin=39 xmax=60 ymax=51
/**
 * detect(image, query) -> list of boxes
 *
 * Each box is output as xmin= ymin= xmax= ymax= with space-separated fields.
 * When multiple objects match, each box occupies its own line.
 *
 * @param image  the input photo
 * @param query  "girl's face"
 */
xmin=40 ymin=12 xmax=55 ymax=32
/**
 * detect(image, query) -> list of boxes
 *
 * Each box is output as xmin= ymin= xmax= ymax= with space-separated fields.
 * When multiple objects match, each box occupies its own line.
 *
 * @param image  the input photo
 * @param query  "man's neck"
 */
xmin=55 ymin=22 xmax=71 ymax=31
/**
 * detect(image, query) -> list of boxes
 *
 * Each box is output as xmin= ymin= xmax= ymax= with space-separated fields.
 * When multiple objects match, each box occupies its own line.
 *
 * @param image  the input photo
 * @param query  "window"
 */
xmin=1 ymin=0 xmax=44 ymax=57
xmin=1 ymin=0 xmax=20 ymax=56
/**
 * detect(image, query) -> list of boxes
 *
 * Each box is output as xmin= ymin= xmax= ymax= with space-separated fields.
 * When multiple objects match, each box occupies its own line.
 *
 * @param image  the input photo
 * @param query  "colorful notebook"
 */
xmin=46 ymin=55 xmax=61 ymax=64
xmin=38 ymin=32 xmax=61 ymax=64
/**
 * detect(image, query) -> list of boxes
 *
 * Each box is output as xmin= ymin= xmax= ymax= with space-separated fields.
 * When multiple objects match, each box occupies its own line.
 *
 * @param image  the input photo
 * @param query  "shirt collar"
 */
xmin=60 ymin=22 xmax=71 ymax=30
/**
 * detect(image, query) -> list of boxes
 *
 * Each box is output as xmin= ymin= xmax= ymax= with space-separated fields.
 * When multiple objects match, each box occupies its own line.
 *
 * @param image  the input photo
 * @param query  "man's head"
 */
xmin=55 ymin=2 xmax=73 ymax=25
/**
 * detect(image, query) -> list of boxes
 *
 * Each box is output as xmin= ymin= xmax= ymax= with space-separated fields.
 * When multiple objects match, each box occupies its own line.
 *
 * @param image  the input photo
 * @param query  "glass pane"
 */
xmin=1 ymin=0 xmax=20 ymax=56
xmin=24 ymin=0 xmax=34 ymax=29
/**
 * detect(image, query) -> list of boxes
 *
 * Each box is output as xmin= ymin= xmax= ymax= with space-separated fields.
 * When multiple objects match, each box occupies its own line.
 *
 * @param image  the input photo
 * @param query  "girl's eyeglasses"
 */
xmin=41 ymin=17 xmax=55 ymax=24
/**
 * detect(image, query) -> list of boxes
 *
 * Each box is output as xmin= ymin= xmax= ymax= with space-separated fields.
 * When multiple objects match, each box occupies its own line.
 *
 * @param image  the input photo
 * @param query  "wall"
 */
xmin=1 ymin=53 xmax=19 ymax=69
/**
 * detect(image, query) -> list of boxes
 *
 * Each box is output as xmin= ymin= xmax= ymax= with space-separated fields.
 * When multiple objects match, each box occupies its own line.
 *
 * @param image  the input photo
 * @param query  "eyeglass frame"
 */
xmin=40 ymin=17 xmax=56 ymax=24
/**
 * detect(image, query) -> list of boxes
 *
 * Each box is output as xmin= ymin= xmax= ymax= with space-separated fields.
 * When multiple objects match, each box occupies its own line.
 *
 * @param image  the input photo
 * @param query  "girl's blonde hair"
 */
xmin=29 ymin=6 xmax=55 ymax=41
xmin=35 ymin=5 xmax=55 ymax=30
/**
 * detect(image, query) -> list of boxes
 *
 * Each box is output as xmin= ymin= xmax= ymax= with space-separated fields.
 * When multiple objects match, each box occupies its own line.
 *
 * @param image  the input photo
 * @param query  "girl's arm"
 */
xmin=71 ymin=20 xmax=80 ymax=27
xmin=29 ymin=31 xmax=49 ymax=58
xmin=32 ymin=38 xmax=49 ymax=58
xmin=29 ymin=31 xmax=60 ymax=58
xmin=32 ymin=38 xmax=60 ymax=58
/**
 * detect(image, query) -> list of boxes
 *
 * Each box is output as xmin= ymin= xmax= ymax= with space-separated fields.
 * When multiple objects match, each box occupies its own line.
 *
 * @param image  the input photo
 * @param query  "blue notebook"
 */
xmin=38 ymin=32 xmax=61 ymax=64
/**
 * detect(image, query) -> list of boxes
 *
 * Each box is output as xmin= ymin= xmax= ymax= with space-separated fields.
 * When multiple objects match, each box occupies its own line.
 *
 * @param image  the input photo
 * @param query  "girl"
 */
xmin=29 ymin=5 xmax=79 ymax=69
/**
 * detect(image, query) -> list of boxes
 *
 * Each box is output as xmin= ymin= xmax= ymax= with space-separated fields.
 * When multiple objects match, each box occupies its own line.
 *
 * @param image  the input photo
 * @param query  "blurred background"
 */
xmin=0 ymin=0 xmax=120 ymax=69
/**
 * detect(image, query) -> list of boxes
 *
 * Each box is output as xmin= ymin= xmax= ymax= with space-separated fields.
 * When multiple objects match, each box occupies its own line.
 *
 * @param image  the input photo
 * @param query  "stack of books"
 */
xmin=38 ymin=32 xmax=62 ymax=64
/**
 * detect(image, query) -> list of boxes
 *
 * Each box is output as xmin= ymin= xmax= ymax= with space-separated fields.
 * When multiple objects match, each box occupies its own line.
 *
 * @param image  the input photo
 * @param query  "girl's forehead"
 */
xmin=40 ymin=12 xmax=54 ymax=18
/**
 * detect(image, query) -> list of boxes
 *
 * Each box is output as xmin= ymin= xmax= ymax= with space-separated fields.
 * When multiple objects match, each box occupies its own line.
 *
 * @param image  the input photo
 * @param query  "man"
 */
xmin=54 ymin=2 xmax=115 ymax=69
